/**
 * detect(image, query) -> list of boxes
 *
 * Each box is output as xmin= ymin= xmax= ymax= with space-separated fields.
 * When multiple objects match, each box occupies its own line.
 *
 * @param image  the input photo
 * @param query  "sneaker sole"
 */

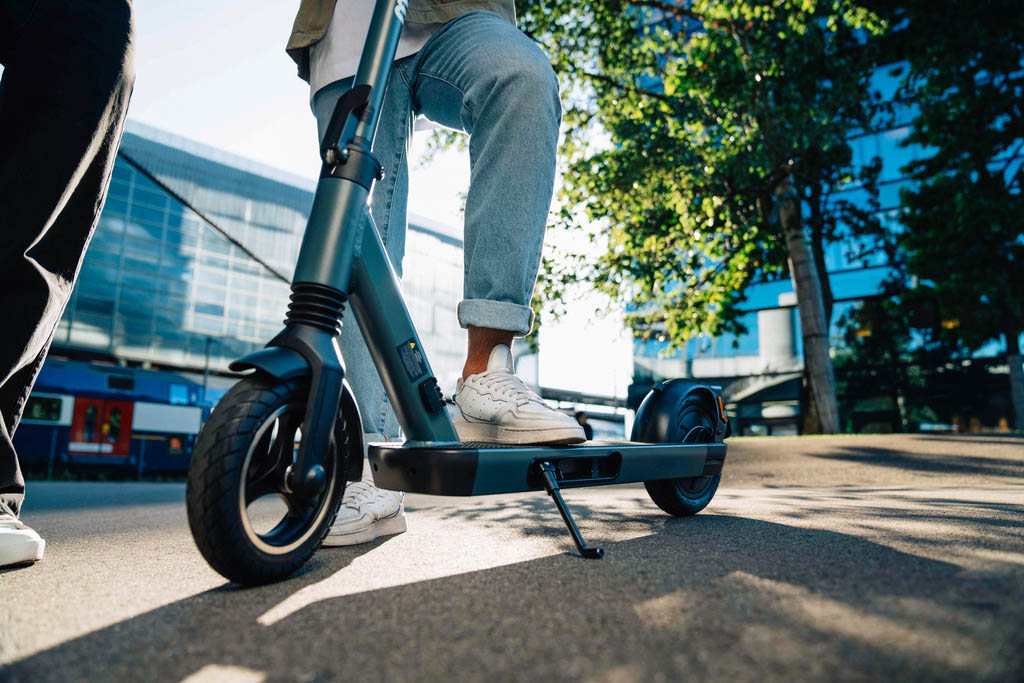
xmin=454 ymin=421 xmax=586 ymax=445
xmin=0 ymin=537 xmax=45 ymax=568
xmin=321 ymin=512 xmax=408 ymax=547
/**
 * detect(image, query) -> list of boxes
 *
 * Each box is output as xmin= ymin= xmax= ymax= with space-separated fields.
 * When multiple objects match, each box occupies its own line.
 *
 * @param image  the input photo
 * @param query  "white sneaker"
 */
xmin=453 ymin=345 xmax=587 ymax=445
xmin=323 ymin=457 xmax=407 ymax=547
xmin=0 ymin=513 xmax=45 ymax=568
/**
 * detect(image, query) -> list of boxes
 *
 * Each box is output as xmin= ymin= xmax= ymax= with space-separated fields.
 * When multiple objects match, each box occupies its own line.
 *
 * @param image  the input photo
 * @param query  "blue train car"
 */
xmin=130 ymin=401 xmax=203 ymax=473
xmin=15 ymin=392 xmax=74 ymax=476
xmin=14 ymin=359 xmax=212 ymax=476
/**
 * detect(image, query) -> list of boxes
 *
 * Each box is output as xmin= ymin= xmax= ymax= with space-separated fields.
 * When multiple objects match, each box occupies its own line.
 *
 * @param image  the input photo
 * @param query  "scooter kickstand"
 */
xmin=536 ymin=461 xmax=604 ymax=559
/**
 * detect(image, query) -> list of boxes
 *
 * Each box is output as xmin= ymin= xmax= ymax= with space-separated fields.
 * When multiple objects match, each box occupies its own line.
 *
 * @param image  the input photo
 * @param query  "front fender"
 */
xmin=230 ymin=346 xmax=365 ymax=481
xmin=229 ymin=346 xmax=308 ymax=380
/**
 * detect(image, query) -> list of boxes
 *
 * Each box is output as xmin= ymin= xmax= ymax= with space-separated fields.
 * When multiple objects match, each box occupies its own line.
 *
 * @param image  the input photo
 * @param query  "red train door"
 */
xmin=69 ymin=398 xmax=134 ymax=457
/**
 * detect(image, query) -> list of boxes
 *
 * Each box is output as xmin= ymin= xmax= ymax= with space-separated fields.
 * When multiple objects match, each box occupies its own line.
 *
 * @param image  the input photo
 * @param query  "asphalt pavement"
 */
xmin=1 ymin=433 xmax=1022 ymax=682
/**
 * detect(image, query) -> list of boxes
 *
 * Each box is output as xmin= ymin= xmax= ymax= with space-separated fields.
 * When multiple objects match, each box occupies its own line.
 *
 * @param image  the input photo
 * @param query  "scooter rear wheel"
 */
xmin=186 ymin=373 xmax=348 ymax=585
xmin=643 ymin=392 xmax=721 ymax=516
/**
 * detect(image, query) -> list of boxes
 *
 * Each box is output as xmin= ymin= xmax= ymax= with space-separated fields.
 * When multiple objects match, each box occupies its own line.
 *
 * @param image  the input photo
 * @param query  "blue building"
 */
xmin=17 ymin=121 xmax=465 ymax=473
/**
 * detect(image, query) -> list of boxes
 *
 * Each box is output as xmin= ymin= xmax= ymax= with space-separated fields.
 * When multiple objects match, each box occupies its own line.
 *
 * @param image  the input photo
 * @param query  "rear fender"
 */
xmin=631 ymin=378 xmax=728 ymax=443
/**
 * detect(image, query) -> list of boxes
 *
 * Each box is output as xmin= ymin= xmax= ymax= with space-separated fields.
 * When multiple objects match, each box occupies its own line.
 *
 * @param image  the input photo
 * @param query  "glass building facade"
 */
xmin=49 ymin=121 xmax=466 ymax=396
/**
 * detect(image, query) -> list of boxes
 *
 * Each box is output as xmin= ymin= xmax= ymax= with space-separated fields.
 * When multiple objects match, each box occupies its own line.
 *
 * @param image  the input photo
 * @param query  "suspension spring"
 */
xmin=284 ymin=282 xmax=347 ymax=335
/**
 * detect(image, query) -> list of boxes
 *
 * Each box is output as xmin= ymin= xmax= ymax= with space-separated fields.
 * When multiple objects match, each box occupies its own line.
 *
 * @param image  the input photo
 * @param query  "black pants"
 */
xmin=0 ymin=0 xmax=135 ymax=518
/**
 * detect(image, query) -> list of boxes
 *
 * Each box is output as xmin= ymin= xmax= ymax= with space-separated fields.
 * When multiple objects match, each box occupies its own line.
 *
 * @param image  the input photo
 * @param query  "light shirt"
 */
xmin=309 ymin=2 xmax=441 ymax=97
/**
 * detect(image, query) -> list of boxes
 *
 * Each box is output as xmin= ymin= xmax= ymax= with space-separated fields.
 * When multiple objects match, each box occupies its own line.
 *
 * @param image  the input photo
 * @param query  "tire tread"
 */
xmin=644 ymin=392 xmax=722 ymax=517
xmin=186 ymin=374 xmax=345 ymax=585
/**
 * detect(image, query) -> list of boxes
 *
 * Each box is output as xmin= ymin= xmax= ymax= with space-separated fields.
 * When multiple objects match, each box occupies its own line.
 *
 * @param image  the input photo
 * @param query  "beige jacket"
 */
xmin=287 ymin=0 xmax=517 ymax=81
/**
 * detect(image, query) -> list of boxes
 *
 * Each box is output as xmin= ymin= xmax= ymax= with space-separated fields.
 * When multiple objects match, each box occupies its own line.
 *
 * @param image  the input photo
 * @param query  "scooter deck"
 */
xmin=367 ymin=440 xmax=726 ymax=496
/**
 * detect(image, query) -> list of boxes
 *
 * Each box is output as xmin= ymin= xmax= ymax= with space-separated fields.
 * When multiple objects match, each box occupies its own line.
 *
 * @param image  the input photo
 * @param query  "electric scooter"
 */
xmin=185 ymin=0 xmax=730 ymax=586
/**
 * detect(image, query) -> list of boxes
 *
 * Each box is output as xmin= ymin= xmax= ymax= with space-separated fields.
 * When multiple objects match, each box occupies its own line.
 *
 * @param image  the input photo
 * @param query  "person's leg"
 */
xmin=407 ymin=11 xmax=584 ymax=443
xmin=410 ymin=12 xmax=559 ymax=346
xmin=311 ymin=66 xmax=415 ymax=545
xmin=0 ymin=0 xmax=135 ymax=563
xmin=464 ymin=326 xmax=513 ymax=378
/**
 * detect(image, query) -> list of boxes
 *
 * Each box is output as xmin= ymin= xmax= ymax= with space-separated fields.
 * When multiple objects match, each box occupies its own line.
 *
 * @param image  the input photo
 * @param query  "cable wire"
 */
xmin=116 ymin=151 xmax=292 ymax=284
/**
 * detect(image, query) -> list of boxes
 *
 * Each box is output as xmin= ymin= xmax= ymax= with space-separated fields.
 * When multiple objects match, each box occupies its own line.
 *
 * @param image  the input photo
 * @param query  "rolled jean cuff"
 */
xmin=457 ymin=299 xmax=534 ymax=336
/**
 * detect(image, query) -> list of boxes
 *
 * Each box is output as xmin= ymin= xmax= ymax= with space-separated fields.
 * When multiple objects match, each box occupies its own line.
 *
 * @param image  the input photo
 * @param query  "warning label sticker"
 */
xmin=397 ymin=338 xmax=428 ymax=383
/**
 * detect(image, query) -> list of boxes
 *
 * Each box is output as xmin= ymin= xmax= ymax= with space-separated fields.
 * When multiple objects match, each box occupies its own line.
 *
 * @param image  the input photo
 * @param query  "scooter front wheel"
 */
xmin=186 ymin=374 xmax=348 ymax=585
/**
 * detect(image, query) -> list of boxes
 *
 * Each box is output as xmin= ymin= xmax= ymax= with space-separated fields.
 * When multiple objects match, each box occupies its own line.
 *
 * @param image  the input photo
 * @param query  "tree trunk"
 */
xmin=1006 ymin=328 xmax=1024 ymax=432
xmin=776 ymin=175 xmax=840 ymax=433
xmin=801 ymin=368 xmax=822 ymax=434
xmin=802 ymin=182 xmax=831 ymax=435
xmin=808 ymin=183 xmax=834 ymax=326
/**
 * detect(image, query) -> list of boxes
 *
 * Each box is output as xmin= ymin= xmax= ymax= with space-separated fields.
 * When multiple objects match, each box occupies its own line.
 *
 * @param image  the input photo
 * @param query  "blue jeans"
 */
xmin=312 ymin=10 xmax=560 ymax=439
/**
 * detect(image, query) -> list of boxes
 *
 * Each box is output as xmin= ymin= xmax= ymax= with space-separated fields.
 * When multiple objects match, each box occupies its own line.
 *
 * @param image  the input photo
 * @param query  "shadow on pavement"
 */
xmin=4 ymin=500 xmax=1022 ymax=683
xmin=805 ymin=445 xmax=1024 ymax=479
xmin=906 ymin=435 xmax=1024 ymax=446
xmin=0 ymin=562 xmax=39 ymax=577
xmin=21 ymin=482 xmax=187 ymax=512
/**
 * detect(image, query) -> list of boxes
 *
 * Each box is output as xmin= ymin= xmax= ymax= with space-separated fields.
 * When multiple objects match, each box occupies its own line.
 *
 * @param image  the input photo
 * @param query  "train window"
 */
xmin=25 ymin=396 xmax=62 ymax=422
xmin=85 ymin=405 xmax=99 ymax=441
xmin=107 ymin=375 xmax=135 ymax=391
xmin=107 ymin=406 xmax=122 ymax=442
xmin=169 ymin=384 xmax=189 ymax=405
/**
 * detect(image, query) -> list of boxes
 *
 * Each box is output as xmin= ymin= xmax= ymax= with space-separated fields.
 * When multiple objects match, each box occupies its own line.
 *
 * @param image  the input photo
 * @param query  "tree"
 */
xmin=887 ymin=0 xmax=1024 ymax=430
xmin=517 ymin=0 xmax=887 ymax=432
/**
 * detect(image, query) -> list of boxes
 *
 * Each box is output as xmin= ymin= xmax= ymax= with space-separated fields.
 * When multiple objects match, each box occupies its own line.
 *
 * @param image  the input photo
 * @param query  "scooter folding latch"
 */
xmin=320 ymin=84 xmax=372 ymax=164
xmin=536 ymin=461 xmax=604 ymax=560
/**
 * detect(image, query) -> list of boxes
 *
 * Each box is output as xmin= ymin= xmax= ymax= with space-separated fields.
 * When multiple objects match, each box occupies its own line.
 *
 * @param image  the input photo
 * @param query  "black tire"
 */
xmin=644 ymin=392 xmax=722 ymax=516
xmin=186 ymin=373 xmax=348 ymax=585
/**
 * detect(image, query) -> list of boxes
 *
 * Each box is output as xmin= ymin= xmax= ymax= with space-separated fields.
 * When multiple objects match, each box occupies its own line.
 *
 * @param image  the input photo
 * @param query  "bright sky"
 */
xmin=126 ymin=0 xmax=632 ymax=398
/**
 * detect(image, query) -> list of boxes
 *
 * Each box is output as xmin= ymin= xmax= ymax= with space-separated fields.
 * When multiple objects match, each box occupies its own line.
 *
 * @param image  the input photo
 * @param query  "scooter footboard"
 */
xmin=367 ymin=440 xmax=727 ymax=496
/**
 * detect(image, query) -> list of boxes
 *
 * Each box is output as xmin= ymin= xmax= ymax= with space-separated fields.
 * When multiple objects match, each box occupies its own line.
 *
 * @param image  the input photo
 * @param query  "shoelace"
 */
xmin=341 ymin=481 xmax=381 ymax=510
xmin=474 ymin=369 xmax=547 ymax=408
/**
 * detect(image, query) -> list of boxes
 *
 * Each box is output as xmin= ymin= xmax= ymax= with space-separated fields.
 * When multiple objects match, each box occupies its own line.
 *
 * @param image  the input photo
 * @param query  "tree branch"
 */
xmin=575 ymin=67 xmax=680 ymax=108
